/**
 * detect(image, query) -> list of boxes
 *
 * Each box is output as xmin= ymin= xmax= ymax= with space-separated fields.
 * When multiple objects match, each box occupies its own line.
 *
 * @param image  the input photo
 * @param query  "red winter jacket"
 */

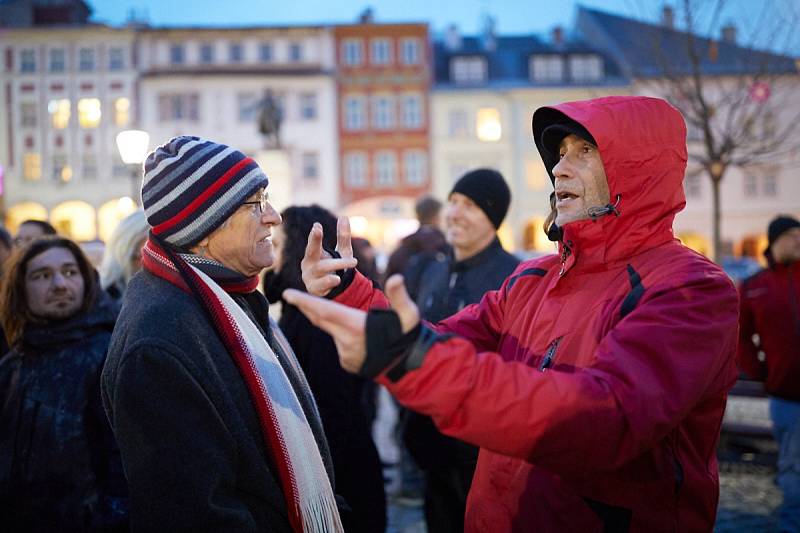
xmin=338 ymin=96 xmax=739 ymax=532
xmin=738 ymin=262 xmax=800 ymax=401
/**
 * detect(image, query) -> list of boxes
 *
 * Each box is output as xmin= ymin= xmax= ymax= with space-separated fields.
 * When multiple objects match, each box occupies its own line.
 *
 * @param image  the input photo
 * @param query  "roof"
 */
xmin=575 ymin=6 xmax=798 ymax=78
xmin=432 ymin=32 xmax=626 ymax=89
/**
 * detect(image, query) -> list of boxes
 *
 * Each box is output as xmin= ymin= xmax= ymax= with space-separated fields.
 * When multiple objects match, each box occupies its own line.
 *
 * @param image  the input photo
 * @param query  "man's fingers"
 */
xmin=335 ymin=216 xmax=354 ymax=259
xmin=303 ymin=223 xmax=324 ymax=263
xmin=312 ymin=257 xmax=358 ymax=277
xmin=385 ymin=274 xmax=421 ymax=333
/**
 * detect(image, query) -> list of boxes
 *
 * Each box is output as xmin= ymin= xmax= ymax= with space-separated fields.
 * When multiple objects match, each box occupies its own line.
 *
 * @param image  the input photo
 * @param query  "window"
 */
xmin=371 ymin=38 xmax=391 ymax=65
xmin=451 ymin=56 xmax=487 ymax=84
xmin=568 ymin=55 xmax=603 ymax=82
xmin=404 ymin=150 xmax=427 ymax=186
xmin=372 ymin=95 xmax=395 ymax=130
xmin=344 ymin=96 xmax=366 ymax=130
xmin=400 ymin=38 xmax=420 ymax=65
xmin=78 ymin=48 xmax=94 ymax=71
xmin=299 ymin=92 xmax=317 ymax=120
xmin=158 ymin=93 xmax=199 ymax=122
xmin=48 ymin=99 xmax=71 ymax=129
xmin=342 ymin=39 xmax=363 ymax=66
xmin=199 ymin=43 xmax=214 ymax=64
xmin=686 ymin=174 xmax=702 ymax=198
xmin=112 ymin=155 xmax=128 ymax=177
xmin=402 ymin=94 xmax=423 ymax=129
xmin=259 ymin=43 xmax=273 ymax=62
xmin=21 ymin=102 xmax=37 ymax=127
xmin=530 ymin=55 xmax=564 ymax=82
xmin=763 ymin=174 xmax=777 ymax=196
xmin=24 ymin=153 xmax=41 ymax=180
xmin=109 ymin=47 xmax=125 ymax=70
xmin=82 ymin=154 xmax=97 ymax=180
xmin=289 ymin=42 xmax=303 ymax=62
xmin=114 ymin=97 xmax=130 ymax=126
xmin=49 ymin=49 xmax=65 ymax=72
xmin=229 ymin=43 xmax=244 ymax=63
xmin=21 ymin=49 xmax=36 ymax=72
xmin=302 ymin=152 xmax=319 ymax=180
xmin=237 ymin=92 xmax=258 ymax=122
xmin=375 ymin=151 xmax=397 ymax=186
xmin=448 ymin=109 xmax=469 ymax=138
xmin=345 ymin=152 xmax=368 ymax=187
xmin=78 ymin=98 xmax=101 ymax=128
xmin=52 ymin=155 xmax=72 ymax=183
xmin=170 ymin=44 xmax=185 ymax=65
xmin=476 ymin=107 xmax=501 ymax=142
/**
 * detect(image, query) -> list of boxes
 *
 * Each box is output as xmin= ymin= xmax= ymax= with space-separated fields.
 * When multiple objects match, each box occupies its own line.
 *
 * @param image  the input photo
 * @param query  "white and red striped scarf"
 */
xmin=142 ymin=238 xmax=343 ymax=533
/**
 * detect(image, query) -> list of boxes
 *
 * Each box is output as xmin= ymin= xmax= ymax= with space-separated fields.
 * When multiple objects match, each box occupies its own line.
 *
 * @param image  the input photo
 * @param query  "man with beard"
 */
xmin=0 ymin=237 xmax=128 ymax=532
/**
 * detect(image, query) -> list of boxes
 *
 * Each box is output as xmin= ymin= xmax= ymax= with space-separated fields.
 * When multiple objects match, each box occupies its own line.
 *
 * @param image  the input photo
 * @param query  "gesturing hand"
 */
xmin=283 ymin=274 xmax=421 ymax=375
xmin=301 ymin=217 xmax=358 ymax=297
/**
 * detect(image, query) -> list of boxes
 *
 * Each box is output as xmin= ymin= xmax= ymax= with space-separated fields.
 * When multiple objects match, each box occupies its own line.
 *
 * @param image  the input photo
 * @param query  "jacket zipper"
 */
xmin=539 ymin=337 xmax=563 ymax=371
xmin=558 ymin=241 xmax=573 ymax=277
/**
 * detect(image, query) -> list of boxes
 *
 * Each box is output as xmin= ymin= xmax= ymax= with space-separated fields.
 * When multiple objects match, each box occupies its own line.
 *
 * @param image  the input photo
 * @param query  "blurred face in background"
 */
xmin=445 ymin=192 xmax=496 ymax=261
xmin=16 ymin=222 xmax=48 ymax=248
xmin=25 ymin=246 xmax=85 ymax=321
xmin=772 ymin=227 xmax=800 ymax=264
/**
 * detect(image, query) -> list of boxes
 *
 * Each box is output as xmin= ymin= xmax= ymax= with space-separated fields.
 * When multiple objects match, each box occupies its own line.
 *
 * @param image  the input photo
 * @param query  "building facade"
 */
xmin=136 ymin=25 xmax=339 ymax=213
xmin=333 ymin=20 xmax=431 ymax=250
xmin=0 ymin=22 xmax=139 ymax=241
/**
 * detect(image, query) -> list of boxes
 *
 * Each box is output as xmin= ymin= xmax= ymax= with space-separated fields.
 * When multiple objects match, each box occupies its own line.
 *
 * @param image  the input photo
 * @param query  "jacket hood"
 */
xmin=532 ymin=96 xmax=688 ymax=265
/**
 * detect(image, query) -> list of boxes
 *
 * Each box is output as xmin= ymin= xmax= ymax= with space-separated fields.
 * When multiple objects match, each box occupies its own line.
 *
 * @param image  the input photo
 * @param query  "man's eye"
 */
xmin=63 ymin=268 xmax=78 ymax=277
xmin=558 ymin=152 xmax=566 ymax=159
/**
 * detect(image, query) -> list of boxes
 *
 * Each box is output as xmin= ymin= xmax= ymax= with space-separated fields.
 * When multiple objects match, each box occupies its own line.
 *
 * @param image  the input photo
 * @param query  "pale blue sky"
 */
xmin=88 ymin=0 xmax=799 ymax=55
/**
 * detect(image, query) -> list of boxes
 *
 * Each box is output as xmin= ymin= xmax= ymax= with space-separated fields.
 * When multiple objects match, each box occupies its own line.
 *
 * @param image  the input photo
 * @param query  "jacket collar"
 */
xmin=451 ymin=237 xmax=504 ymax=273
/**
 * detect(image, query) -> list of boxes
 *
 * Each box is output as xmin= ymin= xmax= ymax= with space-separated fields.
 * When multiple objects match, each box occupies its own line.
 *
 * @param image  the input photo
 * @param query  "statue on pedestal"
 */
xmin=258 ymin=89 xmax=283 ymax=149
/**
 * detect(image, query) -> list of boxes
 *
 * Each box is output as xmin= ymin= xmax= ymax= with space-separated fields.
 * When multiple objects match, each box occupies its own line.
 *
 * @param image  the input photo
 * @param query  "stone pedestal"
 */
xmin=254 ymin=149 xmax=291 ymax=213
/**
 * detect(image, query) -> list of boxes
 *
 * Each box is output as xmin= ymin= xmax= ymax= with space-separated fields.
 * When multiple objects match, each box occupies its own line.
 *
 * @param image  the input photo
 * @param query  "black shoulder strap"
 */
xmin=620 ymin=264 xmax=645 ymax=319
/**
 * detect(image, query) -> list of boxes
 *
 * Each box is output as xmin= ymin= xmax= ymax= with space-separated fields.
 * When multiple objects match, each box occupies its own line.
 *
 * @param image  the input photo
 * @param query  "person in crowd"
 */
xmin=403 ymin=168 xmax=519 ymax=532
xmin=286 ymin=95 xmax=739 ymax=531
xmin=0 ymin=227 xmax=12 ymax=267
xmin=0 ymin=236 xmax=128 ymax=532
xmin=738 ymin=214 xmax=800 ymax=533
xmin=101 ymin=136 xmax=343 ymax=532
xmin=384 ymin=195 xmax=449 ymax=298
xmin=14 ymin=219 xmax=57 ymax=247
xmin=99 ymin=210 xmax=148 ymax=300
xmin=263 ymin=205 xmax=386 ymax=533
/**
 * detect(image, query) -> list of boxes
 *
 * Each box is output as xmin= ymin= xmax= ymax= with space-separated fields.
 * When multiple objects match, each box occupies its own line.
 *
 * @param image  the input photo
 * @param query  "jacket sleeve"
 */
xmin=103 ymin=343 xmax=260 ymax=532
xmin=379 ymin=271 xmax=739 ymax=478
xmin=736 ymin=279 xmax=766 ymax=380
xmin=335 ymin=270 xmax=389 ymax=309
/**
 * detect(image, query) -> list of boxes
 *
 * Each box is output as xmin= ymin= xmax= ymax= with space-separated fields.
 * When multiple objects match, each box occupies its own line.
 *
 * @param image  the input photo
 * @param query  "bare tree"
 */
xmin=636 ymin=0 xmax=800 ymax=261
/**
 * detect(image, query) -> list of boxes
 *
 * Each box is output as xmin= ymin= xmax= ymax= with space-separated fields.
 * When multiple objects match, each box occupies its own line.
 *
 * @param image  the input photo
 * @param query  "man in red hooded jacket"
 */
xmin=286 ymin=96 xmax=739 ymax=532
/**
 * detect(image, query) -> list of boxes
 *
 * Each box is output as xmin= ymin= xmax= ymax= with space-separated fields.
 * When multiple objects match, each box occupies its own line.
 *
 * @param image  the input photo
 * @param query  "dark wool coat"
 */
xmin=0 ymin=293 xmax=128 ymax=532
xmin=101 ymin=270 xmax=334 ymax=533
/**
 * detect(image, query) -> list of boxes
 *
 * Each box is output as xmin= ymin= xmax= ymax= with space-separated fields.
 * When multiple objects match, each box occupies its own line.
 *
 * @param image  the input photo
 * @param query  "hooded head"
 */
xmin=532 ymin=96 xmax=688 ymax=262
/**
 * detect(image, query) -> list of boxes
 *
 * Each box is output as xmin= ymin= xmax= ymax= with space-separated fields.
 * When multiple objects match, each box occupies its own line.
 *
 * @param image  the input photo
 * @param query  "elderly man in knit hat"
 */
xmin=738 ymin=214 xmax=800 ymax=532
xmin=101 ymin=136 xmax=343 ymax=533
xmin=400 ymin=168 xmax=519 ymax=532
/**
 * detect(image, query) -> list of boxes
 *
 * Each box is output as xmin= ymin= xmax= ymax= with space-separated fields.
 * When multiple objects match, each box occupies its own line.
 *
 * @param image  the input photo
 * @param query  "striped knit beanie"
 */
xmin=141 ymin=136 xmax=268 ymax=248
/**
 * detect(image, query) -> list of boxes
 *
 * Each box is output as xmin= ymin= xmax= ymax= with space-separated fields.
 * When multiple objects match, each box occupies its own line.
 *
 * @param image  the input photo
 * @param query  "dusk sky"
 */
xmin=89 ymin=0 xmax=800 ymax=55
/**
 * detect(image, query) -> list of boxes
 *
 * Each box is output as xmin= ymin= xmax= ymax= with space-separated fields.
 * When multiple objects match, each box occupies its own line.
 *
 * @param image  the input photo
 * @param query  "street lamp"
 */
xmin=115 ymin=129 xmax=150 ymax=205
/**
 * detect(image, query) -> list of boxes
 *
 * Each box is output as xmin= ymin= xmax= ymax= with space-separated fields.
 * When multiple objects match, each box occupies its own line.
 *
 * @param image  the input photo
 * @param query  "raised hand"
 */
xmin=301 ymin=217 xmax=358 ymax=297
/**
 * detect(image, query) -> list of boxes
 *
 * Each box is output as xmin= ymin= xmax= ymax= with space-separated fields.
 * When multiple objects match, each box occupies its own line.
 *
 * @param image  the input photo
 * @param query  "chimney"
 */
xmin=358 ymin=7 xmax=374 ymax=24
xmin=552 ymin=26 xmax=563 ymax=46
xmin=445 ymin=24 xmax=462 ymax=51
xmin=721 ymin=23 xmax=736 ymax=44
xmin=662 ymin=5 xmax=674 ymax=29
xmin=481 ymin=14 xmax=496 ymax=51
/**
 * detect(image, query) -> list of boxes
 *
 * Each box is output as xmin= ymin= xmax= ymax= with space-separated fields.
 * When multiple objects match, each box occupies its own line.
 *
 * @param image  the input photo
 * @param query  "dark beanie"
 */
xmin=540 ymin=119 xmax=597 ymax=162
xmin=450 ymin=168 xmax=511 ymax=228
xmin=141 ymin=136 xmax=268 ymax=248
xmin=767 ymin=215 xmax=800 ymax=251
xmin=532 ymin=106 xmax=597 ymax=184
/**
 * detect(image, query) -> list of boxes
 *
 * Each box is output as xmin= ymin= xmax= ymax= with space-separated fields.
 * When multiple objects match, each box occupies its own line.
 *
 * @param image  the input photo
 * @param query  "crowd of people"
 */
xmin=0 ymin=94 xmax=797 ymax=533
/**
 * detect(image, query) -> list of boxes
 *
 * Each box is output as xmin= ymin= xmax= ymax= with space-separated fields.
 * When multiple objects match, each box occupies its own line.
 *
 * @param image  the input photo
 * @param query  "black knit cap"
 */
xmin=767 ymin=215 xmax=800 ymax=251
xmin=449 ymin=168 xmax=511 ymax=228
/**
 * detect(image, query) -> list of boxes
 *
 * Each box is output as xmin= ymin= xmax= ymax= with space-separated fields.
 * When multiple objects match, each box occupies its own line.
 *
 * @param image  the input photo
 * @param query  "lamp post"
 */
xmin=115 ymin=129 xmax=150 ymax=205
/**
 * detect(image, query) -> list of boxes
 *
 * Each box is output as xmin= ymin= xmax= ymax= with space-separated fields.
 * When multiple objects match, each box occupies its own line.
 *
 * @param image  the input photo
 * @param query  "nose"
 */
xmin=51 ymin=271 xmax=68 ymax=288
xmin=260 ymin=202 xmax=281 ymax=226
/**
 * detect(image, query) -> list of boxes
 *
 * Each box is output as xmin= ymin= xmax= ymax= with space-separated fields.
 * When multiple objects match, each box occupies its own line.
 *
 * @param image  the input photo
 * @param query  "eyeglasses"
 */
xmin=241 ymin=192 xmax=269 ymax=215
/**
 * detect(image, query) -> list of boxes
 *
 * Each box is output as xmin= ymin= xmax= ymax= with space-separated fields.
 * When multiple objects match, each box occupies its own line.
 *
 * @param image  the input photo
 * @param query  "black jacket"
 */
xmin=404 ymin=238 xmax=520 ymax=469
xmin=278 ymin=303 xmax=386 ymax=533
xmin=102 ymin=270 xmax=333 ymax=533
xmin=0 ymin=292 xmax=128 ymax=532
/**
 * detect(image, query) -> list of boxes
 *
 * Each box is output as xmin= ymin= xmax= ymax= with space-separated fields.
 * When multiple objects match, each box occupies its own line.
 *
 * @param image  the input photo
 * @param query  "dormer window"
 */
xmin=568 ymin=54 xmax=604 ymax=82
xmin=530 ymin=55 xmax=564 ymax=82
xmin=451 ymin=56 xmax=487 ymax=84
